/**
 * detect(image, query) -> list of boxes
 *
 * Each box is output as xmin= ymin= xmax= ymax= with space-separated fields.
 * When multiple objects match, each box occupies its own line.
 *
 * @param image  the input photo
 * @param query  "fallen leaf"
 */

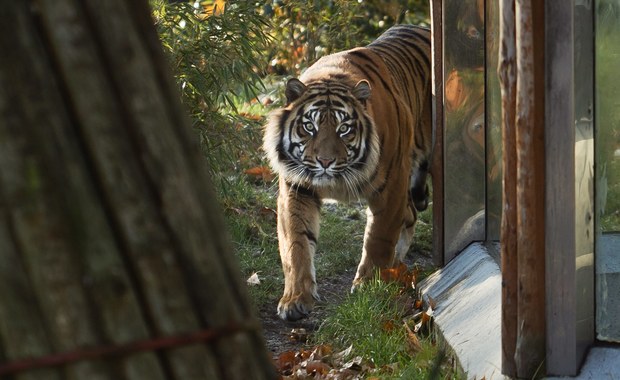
xmin=289 ymin=328 xmax=308 ymax=343
xmin=332 ymin=344 xmax=353 ymax=362
xmin=426 ymin=295 xmax=437 ymax=310
xmin=414 ymin=307 xmax=434 ymax=333
xmin=343 ymin=356 xmax=364 ymax=371
xmin=414 ymin=299 xmax=423 ymax=309
xmin=382 ymin=320 xmax=395 ymax=332
xmin=277 ymin=350 xmax=297 ymax=374
xmin=310 ymin=344 xmax=333 ymax=360
xmin=380 ymin=263 xmax=419 ymax=292
xmin=244 ymin=166 xmax=275 ymax=182
xmin=403 ymin=321 xmax=422 ymax=352
xmin=246 ymin=272 xmax=261 ymax=286
xmin=297 ymin=349 xmax=311 ymax=361
xmin=306 ymin=360 xmax=330 ymax=375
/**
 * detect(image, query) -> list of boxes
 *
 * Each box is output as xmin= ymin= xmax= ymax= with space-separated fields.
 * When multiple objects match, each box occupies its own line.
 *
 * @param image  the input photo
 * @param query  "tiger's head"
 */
xmin=264 ymin=78 xmax=380 ymax=195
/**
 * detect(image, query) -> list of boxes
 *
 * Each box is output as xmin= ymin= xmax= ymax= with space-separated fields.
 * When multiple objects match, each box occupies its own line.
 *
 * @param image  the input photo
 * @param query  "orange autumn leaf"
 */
xmin=244 ymin=166 xmax=274 ymax=182
xmin=310 ymin=344 xmax=333 ymax=359
xmin=380 ymin=263 xmax=416 ymax=288
xmin=382 ymin=320 xmax=395 ymax=332
xmin=201 ymin=0 xmax=226 ymax=17
xmin=239 ymin=112 xmax=263 ymax=121
xmin=277 ymin=350 xmax=297 ymax=373
xmin=305 ymin=360 xmax=330 ymax=375
xmin=403 ymin=320 xmax=422 ymax=352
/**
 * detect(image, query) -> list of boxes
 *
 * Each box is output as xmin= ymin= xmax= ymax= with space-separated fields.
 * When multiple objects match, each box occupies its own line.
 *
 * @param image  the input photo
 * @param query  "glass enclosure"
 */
xmin=440 ymin=0 xmax=619 ymax=345
xmin=595 ymin=0 xmax=620 ymax=342
xmin=443 ymin=0 xmax=486 ymax=258
xmin=574 ymin=0 xmax=595 ymax=349
xmin=485 ymin=0 xmax=502 ymax=241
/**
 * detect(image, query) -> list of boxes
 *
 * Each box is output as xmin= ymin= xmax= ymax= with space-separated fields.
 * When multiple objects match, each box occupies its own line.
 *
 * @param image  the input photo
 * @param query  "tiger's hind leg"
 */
xmin=410 ymin=159 xmax=430 ymax=212
xmin=353 ymin=179 xmax=409 ymax=287
xmin=395 ymin=201 xmax=417 ymax=263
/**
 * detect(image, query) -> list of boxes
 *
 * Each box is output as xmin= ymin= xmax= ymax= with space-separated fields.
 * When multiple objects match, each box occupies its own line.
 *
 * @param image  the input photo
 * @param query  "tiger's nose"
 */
xmin=317 ymin=156 xmax=335 ymax=168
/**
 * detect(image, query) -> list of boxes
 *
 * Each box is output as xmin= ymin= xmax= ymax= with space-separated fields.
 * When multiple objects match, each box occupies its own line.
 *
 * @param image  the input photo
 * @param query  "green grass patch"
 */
xmin=315 ymin=276 xmax=460 ymax=379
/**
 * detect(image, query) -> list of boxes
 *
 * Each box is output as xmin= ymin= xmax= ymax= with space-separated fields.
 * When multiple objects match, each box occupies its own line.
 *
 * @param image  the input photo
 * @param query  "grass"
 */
xmin=218 ymin=172 xmax=458 ymax=378
xmin=314 ymin=276 xmax=460 ymax=379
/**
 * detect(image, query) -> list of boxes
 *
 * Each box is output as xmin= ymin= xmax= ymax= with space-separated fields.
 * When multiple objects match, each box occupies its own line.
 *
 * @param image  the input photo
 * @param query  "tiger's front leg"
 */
xmin=276 ymin=179 xmax=321 ymax=321
xmin=353 ymin=185 xmax=409 ymax=287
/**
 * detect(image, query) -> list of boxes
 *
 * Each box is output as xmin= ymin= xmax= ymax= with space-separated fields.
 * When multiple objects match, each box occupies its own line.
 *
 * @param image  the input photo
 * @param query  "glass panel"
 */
xmin=595 ymin=0 xmax=620 ymax=342
xmin=574 ymin=0 xmax=596 ymax=350
xmin=443 ymin=0 xmax=486 ymax=259
xmin=486 ymin=0 xmax=502 ymax=241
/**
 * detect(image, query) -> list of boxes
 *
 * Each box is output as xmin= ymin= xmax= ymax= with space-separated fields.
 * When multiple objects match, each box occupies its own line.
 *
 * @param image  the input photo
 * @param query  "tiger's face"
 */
xmin=264 ymin=78 xmax=380 ymax=194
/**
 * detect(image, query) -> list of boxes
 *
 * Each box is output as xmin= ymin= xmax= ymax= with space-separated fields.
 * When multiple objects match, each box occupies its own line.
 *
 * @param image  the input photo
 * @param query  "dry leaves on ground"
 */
xmin=273 ymin=264 xmax=436 ymax=378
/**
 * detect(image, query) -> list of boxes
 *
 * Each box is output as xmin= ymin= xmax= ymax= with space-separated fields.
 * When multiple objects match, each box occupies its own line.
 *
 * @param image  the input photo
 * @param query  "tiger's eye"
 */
xmin=302 ymin=122 xmax=315 ymax=135
xmin=338 ymin=124 xmax=352 ymax=136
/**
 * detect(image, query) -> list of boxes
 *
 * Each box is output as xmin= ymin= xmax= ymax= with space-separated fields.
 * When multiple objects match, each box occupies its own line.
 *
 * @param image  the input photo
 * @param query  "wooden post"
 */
xmin=498 ymin=0 xmax=517 ymax=376
xmin=431 ymin=0 xmax=445 ymax=266
xmin=500 ymin=0 xmax=546 ymax=377
xmin=514 ymin=0 xmax=546 ymax=376
xmin=0 ymin=1 xmax=277 ymax=379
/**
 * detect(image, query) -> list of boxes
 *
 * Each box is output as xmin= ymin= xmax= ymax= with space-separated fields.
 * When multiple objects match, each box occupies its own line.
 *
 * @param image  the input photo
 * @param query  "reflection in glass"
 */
xmin=595 ymin=0 xmax=620 ymax=342
xmin=443 ymin=0 xmax=486 ymax=257
xmin=574 ymin=0 xmax=595 ymax=349
xmin=486 ymin=0 xmax=502 ymax=241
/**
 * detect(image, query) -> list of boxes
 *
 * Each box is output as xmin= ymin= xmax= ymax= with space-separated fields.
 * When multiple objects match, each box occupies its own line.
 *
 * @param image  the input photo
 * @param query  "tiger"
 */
xmin=263 ymin=24 xmax=432 ymax=321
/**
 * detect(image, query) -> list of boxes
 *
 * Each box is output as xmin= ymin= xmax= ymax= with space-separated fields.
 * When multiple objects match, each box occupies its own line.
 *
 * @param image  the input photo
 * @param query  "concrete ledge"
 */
xmin=546 ymin=347 xmax=620 ymax=379
xmin=419 ymin=243 xmax=506 ymax=380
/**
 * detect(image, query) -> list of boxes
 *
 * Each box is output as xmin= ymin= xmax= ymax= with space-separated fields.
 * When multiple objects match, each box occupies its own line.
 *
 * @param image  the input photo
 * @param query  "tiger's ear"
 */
xmin=285 ymin=78 xmax=307 ymax=104
xmin=352 ymin=80 xmax=371 ymax=102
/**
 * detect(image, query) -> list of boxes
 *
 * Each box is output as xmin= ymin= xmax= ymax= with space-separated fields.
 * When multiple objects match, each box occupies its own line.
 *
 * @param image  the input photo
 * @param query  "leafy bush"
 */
xmin=151 ymin=1 xmax=430 ymax=189
xmin=265 ymin=0 xmax=430 ymax=76
xmin=151 ymin=0 xmax=271 ymax=178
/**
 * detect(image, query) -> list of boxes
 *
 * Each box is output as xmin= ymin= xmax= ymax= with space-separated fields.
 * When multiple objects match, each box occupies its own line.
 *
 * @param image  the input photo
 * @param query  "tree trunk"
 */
xmin=0 ymin=1 xmax=276 ymax=379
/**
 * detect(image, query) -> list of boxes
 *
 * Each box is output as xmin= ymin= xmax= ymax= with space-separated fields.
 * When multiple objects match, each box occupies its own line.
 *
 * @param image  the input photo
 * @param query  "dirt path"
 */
xmin=259 ymin=251 xmax=436 ymax=358
xmin=260 ymin=269 xmax=356 ymax=357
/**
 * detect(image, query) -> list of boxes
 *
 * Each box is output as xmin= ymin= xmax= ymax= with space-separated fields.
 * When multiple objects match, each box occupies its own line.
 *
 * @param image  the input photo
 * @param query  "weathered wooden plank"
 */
xmin=34 ymin=0 xmax=221 ymax=378
xmin=498 ymin=0 xmax=517 ymax=376
xmin=78 ymin=0 xmax=275 ymax=378
xmin=25 ymin=2 xmax=170 ymax=378
xmin=0 ymin=0 xmax=277 ymax=378
xmin=431 ymin=0 xmax=445 ymax=266
xmin=543 ymin=1 xmax=587 ymax=376
xmin=514 ymin=0 xmax=546 ymax=376
xmin=0 ymin=3 xmax=114 ymax=379
xmin=0 ymin=203 xmax=61 ymax=380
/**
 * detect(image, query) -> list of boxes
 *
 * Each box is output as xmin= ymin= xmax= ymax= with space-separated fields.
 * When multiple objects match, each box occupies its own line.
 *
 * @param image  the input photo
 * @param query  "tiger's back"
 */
xmin=368 ymin=25 xmax=432 ymax=173
xmin=363 ymin=25 xmax=433 ymax=209
xmin=263 ymin=25 xmax=432 ymax=321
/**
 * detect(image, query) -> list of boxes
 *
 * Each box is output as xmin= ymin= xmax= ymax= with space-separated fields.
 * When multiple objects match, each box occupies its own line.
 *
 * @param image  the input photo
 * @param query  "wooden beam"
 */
xmin=514 ymin=0 xmax=546 ymax=376
xmin=500 ymin=0 xmax=546 ymax=376
xmin=498 ymin=0 xmax=517 ymax=376
xmin=431 ymin=0 xmax=445 ymax=266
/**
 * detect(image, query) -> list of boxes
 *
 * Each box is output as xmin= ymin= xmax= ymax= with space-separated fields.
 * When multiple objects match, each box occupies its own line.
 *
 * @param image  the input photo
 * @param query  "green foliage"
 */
xmin=265 ymin=0 xmax=430 ymax=76
xmin=151 ymin=0 xmax=271 ymax=176
xmin=151 ymin=0 xmax=430 ymax=180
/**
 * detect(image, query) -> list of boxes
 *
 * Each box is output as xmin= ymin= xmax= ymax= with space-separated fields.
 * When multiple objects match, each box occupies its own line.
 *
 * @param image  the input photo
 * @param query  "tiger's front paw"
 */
xmin=277 ymin=287 xmax=320 ymax=321
xmin=350 ymin=274 xmax=371 ymax=293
